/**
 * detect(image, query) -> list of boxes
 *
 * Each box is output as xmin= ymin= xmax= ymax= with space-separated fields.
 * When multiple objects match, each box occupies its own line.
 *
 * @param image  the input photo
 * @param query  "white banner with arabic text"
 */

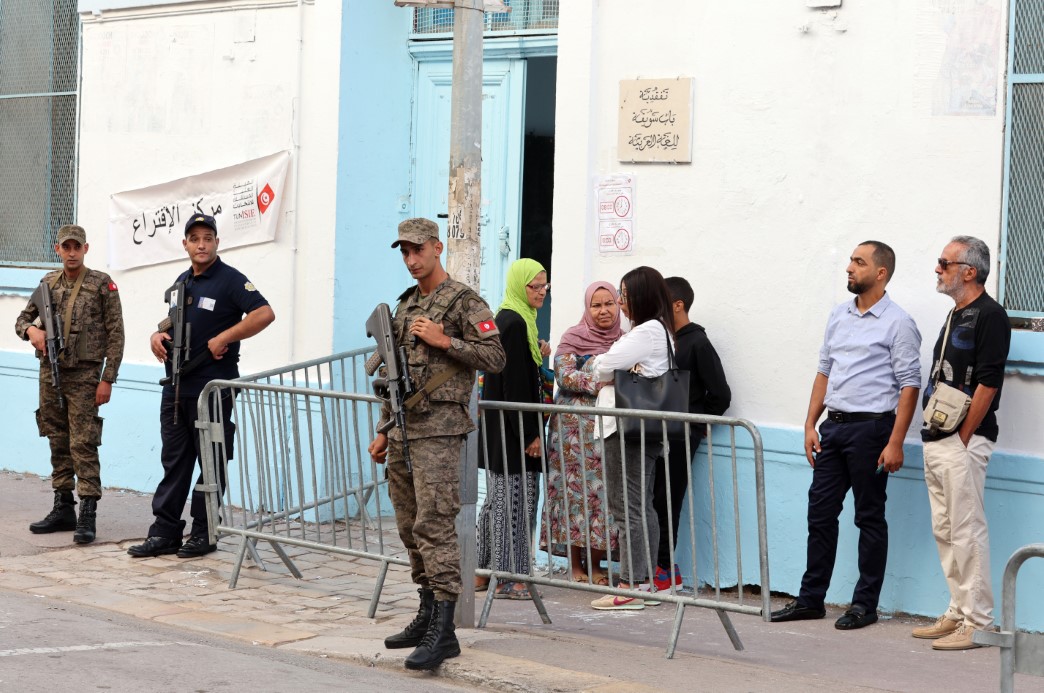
xmin=107 ymin=151 xmax=290 ymax=270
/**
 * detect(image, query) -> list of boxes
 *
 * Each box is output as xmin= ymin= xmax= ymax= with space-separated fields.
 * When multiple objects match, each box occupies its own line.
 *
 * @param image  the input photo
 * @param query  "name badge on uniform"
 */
xmin=198 ymin=297 xmax=216 ymax=311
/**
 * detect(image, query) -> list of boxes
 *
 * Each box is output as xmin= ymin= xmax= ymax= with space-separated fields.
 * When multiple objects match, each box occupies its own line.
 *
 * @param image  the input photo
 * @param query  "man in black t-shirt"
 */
xmin=913 ymin=236 xmax=1010 ymax=651
xmin=128 ymin=214 xmax=275 ymax=560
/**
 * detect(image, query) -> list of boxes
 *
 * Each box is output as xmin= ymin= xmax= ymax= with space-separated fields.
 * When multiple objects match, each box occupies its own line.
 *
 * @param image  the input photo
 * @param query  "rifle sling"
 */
xmin=404 ymin=364 xmax=463 ymax=410
xmin=51 ymin=269 xmax=87 ymax=349
xmin=177 ymin=348 xmax=212 ymax=379
xmin=396 ymin=286 xmax=469 ymax=411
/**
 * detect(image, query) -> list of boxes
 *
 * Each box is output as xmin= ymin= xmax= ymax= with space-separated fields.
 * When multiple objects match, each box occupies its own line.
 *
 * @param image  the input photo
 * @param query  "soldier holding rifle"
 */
xmin=368 ymin=218 xmax=505 ymax=671
xmin=15 ymin=224 xmax=125 ymax=545
xmin=128 ymin=214 xmax=274 ymax=559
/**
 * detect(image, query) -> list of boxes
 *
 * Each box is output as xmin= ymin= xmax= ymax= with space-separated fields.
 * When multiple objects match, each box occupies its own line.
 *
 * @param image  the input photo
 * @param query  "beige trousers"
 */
xmin=923 ymin=433 xmax=994 ymax=629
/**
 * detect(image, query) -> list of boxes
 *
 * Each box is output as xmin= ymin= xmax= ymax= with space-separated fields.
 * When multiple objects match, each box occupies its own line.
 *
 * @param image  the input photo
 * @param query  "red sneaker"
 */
xmin=653 ymin=565 xmax=683 ymax=592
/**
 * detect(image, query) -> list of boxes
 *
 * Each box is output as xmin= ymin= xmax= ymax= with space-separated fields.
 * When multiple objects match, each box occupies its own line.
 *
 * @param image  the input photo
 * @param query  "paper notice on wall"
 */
xmin=597 ymin=174 xmax=635 ymax=255
xmin=107 ymin=151 xmax=290 ymax=270
xmin=915 ymin=0 xmax=1001 ymax=116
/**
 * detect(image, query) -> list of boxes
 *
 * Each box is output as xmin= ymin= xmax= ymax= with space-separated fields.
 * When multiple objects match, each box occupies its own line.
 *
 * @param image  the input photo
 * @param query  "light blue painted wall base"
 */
xmin=1 ymin=351 xmax=167 ymax=496
xmin=676 ymin=424 xmax=1044 ymax=631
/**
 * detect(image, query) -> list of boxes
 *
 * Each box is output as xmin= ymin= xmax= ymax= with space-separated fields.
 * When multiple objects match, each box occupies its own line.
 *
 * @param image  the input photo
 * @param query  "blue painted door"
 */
xmin=411 ymin=59 xmax=526 ymax=307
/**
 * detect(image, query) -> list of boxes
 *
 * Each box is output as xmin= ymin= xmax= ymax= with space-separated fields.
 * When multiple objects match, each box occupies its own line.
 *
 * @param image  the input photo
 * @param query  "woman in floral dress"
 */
xmin=543 ymin=281 xmax=622 ymax=584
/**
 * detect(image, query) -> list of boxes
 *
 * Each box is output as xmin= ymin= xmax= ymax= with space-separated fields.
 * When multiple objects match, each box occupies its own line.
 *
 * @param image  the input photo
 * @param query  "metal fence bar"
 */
xmin=475 ymin=399 xmax=769 ymax=658
xmin=974 ymin=543 xmax=1044 ymax=692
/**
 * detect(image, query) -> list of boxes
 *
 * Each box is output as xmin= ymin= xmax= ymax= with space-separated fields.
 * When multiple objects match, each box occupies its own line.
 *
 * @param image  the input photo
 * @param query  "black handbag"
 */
xmin=613 ymin=324 xmax=690 ymax=442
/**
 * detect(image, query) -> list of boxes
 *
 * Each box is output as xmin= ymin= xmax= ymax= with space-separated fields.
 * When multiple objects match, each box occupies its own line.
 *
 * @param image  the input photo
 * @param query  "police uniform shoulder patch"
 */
xmin=244 ymin=282 xmax=256 ymax=291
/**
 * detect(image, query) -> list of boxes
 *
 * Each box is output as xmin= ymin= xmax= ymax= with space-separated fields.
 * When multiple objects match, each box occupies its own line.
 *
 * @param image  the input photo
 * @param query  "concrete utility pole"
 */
xmin=394 ymin=0 xmax=505 ymax=629
xmin=444 ymin=0 xmax=484 ymax=288
xmin=446 ymin=0 xmax=484 ymax=630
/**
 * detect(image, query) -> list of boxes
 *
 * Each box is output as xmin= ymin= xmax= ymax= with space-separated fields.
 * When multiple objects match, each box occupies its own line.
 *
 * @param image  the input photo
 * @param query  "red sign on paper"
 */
xmin=257 ymin=184 xmax=275 ymax=214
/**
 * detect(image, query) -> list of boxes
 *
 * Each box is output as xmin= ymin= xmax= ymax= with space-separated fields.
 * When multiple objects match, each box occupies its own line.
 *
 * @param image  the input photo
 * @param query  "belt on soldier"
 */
xmin=826 ymin=410 xmax=892 ymax=424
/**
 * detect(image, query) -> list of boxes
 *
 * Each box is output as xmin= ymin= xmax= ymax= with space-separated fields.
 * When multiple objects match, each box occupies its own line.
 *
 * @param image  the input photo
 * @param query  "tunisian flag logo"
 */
xmin=257 ymin=183 xmax=275 ymax=214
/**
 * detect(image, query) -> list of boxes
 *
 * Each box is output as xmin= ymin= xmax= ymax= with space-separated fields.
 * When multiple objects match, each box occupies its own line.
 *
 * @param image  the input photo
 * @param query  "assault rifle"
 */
xmin=158 ymin=280 xmax=191 ymax=423
xmin=365 ymin=303 xmax=414 ymax=472
xmin=29 ymin=279 xmax=65 ymax=408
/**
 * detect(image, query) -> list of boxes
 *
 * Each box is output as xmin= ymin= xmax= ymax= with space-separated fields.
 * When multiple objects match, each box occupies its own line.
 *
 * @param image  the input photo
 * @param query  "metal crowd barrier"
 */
xmin=974 ymin=544 xmax=1044 ymax=692
xmin=191 ymin=348 xmax=770 ymax=656
xmin=195 ymin=371 xmax=409 ymax=618
xmin=474 ymin=400 xmax=769 ymax=659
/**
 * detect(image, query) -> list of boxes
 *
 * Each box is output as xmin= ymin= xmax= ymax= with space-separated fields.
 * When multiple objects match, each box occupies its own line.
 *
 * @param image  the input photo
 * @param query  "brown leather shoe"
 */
xmin=932 ymin=623 xmax=983 ymax=650
xmin=912 ymin=615 xmax=961 ymax=639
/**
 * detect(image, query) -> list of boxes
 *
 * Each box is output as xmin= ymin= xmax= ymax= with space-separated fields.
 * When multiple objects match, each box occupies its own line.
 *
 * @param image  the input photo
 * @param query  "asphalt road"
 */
xmin=0 ymin=591 xmax=473 ymax=693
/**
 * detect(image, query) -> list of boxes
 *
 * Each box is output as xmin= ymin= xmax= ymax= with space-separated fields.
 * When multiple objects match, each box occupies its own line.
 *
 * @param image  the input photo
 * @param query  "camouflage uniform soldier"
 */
xmin=14 ymin=224 xmax=125 ymax=544
xmin=369 ymin=218 xmax=505 ymax=671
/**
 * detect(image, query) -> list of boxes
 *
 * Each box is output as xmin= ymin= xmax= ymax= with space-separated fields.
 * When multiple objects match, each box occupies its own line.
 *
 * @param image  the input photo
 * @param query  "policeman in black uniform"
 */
xmin=128 ymin=214 xmax=275 ymax=559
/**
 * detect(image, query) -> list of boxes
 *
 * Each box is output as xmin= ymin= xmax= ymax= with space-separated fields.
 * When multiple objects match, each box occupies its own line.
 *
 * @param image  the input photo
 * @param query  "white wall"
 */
xmin=0 ymin=0 xmax=342 ymax=493
xmin=70 ymin=0 xmax=340 ymax=374
xmin=552 ymin=0 xmax=1041 ymax=453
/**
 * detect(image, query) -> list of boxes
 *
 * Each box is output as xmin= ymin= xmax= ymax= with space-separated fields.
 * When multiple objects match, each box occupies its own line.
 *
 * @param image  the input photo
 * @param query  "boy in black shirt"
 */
xmin=651 ymin=277 xmax=732 ymax=591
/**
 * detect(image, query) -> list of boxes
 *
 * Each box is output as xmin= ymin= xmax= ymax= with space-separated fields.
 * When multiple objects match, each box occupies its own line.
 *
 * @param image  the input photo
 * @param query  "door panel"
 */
xmin=412 ymin=58 xmax=526 ymax=307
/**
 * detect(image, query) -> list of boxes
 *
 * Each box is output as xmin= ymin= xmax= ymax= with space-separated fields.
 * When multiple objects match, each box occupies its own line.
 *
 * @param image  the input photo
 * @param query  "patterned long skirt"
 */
xmin=477 ymin=469 xmax=540 ymax=576
xmin=543 ymin=421 xmax=619 ymax=555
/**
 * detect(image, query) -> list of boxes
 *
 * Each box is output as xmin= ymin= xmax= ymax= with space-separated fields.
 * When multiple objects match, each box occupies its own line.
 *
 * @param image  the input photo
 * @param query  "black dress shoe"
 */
xmin=770 ymin=600 xmax=826 ymax=622
xmin=177 ymin=535 xmax=217 ymax=558
xmin=835 ymin=606 xmax=878 ymax=630
xmin=127 ymin=536 xmax=182 ymax=557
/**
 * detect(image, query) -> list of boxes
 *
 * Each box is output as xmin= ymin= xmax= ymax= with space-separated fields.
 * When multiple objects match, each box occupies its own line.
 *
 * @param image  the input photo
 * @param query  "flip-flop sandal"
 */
xmin=494 ymin=581 xmax=532 ymax=600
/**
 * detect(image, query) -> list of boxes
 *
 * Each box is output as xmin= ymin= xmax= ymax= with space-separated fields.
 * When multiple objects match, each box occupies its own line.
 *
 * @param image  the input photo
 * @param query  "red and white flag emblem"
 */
xmin=108 ymin=282 xmax=118 ymax=291
xmin=478 ymin=320 xmax=495 ymax=333
xmin=257 ymin=183 xmax=275 ymax=214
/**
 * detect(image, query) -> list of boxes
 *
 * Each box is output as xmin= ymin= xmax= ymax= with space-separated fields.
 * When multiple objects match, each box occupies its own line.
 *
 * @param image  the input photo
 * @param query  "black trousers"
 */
xmin=653 ymin=435 xmax=702 ymax=570
xmin=148 ymin=389 xmax=235 ymax=540
xmin=798 ymin=416 xmax=892 ymax=612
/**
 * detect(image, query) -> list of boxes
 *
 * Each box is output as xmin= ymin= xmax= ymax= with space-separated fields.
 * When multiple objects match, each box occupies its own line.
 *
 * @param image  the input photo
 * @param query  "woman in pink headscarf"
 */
xmin=542 ymin=281 xmax=622 ymax=584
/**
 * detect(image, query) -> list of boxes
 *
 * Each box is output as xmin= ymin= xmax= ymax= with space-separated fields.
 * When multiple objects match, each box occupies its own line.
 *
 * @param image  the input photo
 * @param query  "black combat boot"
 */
xmin=73 ymin=497 xmax=98 ymax=544
xmin=29 ymin=490 xmax=77 ymax=534
xmin=403 ymin=599 xmax=461 ymax=671
xmin=385 ymin=588 xmax=435 ymax=649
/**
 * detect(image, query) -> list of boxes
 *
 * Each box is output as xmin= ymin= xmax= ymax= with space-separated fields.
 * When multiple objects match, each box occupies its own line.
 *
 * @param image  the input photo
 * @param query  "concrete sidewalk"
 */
xmin=0 ymin=471 xmax=1027 ymax=692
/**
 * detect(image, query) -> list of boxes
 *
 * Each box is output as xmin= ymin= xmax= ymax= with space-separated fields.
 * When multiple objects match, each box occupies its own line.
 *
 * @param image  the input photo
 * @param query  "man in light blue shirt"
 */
xmin=772 ymin=241 xmax=921 ymax=630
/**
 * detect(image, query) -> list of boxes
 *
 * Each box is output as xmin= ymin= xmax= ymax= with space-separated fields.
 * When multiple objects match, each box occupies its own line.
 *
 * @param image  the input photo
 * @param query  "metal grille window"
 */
xmin=0 ymin=0 xmax=79 ymax=266
xmin=1001 ymin=0 xmax=1044 ymax=316
xmin=412 ymin=0 xmax=559 ymax=37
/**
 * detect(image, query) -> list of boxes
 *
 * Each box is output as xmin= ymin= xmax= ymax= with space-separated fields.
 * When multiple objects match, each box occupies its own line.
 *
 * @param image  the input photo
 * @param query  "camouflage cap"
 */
xmin=56 ymin=224 xmax=87 ymax=245
xmin=391 ymin=217 xmax=440 ymax=248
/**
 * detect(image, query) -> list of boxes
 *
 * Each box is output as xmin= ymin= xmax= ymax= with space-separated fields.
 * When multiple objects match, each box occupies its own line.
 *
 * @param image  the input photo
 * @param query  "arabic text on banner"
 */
xmin=107 ymin=151 xmax=290 ymax=270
